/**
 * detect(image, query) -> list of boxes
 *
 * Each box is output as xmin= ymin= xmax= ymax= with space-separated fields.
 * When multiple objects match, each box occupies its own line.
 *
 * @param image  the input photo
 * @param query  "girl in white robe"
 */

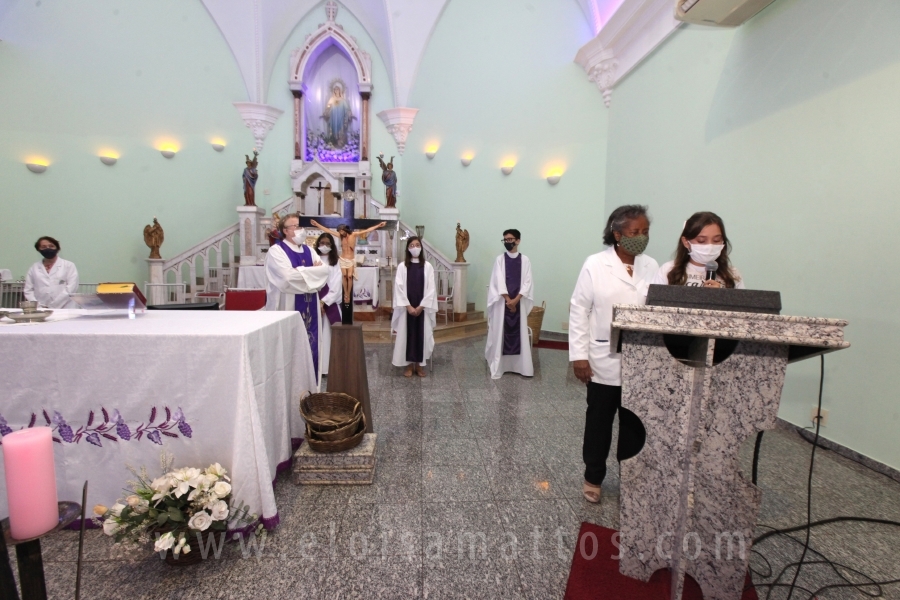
xmin=484 ymin=230 xmax=534 ymax=379
xmin=391 ymin=237 xmax=438 ymax=377
xmin=315 ymin=233 xmax=343 ymax=380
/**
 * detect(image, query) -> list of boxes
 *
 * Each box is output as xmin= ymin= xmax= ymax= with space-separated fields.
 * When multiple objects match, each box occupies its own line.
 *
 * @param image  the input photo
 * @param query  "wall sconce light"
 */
xmin=160 ymin=150 xmax=176 ymax=159
xmin=425 ymin=150 xmax=436 ymax=159
xmin=99 ymin=156 xmax=118 ymax=166
xmin=460 ymin=154 xmax=473 ymax=167
xmin=501 ymin=166 xmax=513 ymax=175
xmin=211 ymin=139 xmax=226 ymax=152
xmin=25 ymin=163 xmax=48 ymax=174
xmin=547 ymin=174 xmax=562 ymax=185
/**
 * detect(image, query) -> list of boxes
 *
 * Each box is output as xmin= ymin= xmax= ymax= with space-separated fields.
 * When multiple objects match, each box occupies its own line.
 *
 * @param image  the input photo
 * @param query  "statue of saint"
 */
xmin=243 ymin=151 xmax=259 ymax=206
xmin=143 ymin=217 xmax=165 ymax=259
xmin=267 ymin=211 xmax=282 ymax=246
xmin=377 ymin=153 xmax=397 ymax=208
xmin=322 ymin=81 xmax=352 ymax=148
xmin=455 ymin=222 xmax=470 ymax=263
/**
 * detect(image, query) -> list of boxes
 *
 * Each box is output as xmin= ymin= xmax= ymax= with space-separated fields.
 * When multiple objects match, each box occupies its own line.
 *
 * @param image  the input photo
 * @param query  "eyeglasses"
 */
xmin=501 ymin=239 xmax=517 ymax=243
xmin=284 ymin=225 xmax=301 ymax=230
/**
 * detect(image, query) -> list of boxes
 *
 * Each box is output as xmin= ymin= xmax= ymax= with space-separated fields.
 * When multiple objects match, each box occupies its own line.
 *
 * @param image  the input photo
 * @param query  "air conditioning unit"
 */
xmin=675 ymin=0 xmax=778 ymax=27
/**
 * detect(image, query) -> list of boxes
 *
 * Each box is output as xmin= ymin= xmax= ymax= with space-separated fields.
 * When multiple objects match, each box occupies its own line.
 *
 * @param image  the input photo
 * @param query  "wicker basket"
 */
xmin=527 ymin=301 xmax=546 ymax=346
xmin=306 ymin=416 xmax=366 ymax=453
xmin=308 ymin=411 xmax=363 ymax=441
xmin=300 ymin=392 xmax=361 ymax=430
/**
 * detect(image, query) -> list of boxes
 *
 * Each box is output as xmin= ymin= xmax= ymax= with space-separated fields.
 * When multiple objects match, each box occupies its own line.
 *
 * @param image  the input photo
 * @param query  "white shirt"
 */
xmin=569 ymin=246 xmax=659 ymax=386
xmin=264 ymin=242 xmax=329 ymax=311
xmin=652 ymin=260 xmax=745 ymax=289
xmin=24 ymin=257 xmax=79 ymax=308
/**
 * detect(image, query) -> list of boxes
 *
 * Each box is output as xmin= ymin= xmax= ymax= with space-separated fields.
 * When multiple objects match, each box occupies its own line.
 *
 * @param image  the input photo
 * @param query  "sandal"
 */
xmin=403 ymin=365 xmax=414 ymax=378
xmin=583 ymin=481 xmax=602 ymax=504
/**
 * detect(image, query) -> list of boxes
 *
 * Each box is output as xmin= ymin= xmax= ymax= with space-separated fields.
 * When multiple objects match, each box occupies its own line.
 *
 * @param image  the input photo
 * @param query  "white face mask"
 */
xmin=688 ymin=243 xmax=724 ymax=265
xmin=318 ymin=245 xmax=331 ymax=255
xmin=409 ymin=247 xmax=421 ymax=257
xmin=292 ymin=230 xmax=305 ymax=245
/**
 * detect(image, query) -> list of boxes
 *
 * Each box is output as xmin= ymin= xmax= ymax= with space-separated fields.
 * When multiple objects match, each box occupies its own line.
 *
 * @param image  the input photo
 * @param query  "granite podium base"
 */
xmin=292 ymin=434 xmax=377 ymax=485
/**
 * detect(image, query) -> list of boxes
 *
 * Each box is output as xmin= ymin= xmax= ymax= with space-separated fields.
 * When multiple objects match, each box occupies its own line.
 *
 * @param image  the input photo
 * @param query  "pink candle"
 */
xmin=2 ymin=427 xmax=58 ymax=539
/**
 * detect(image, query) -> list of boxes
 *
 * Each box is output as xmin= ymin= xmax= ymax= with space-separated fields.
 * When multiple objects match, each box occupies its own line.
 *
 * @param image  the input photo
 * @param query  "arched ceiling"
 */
xmin=200 ymin=0 xmax=607 ymax=108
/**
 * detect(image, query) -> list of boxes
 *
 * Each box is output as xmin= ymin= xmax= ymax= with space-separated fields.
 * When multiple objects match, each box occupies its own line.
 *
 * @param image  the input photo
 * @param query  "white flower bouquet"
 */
xmin=95 ymin=453 xmax=257 ymax=561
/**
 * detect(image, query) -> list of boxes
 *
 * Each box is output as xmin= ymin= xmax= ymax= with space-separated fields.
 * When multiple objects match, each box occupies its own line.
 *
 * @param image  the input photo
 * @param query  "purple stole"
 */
xmin=502 ymin=254 xmax=522 ymax=356
xmin=277 ymin=241 xmax=320 ymax=376
xmin=319 ymin=282 xmax=342 ymax=325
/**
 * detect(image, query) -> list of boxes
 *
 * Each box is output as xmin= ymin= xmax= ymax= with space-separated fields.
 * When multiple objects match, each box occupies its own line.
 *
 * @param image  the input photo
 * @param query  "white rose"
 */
xmin=154 ymin=532 xmax=176 ymax=552
xmin=102 ymin=519 xmax=120 ymax=536
xmin=108 ymin=503 xmax=126 ymax=517
xmin=126 ymin=495 xmax=141 ymax=507
xmin=133 ymin=498 xmax=150 ymax=514
xmin=188 ymin=511 xmax=212 ymax=531
xmin=93 ymin=504 xmax=109 ymax=517
xmin=209 ymin=500 xmax=229 ymax=521
xmin=212 ymin=481 xmax=231 ymax=498
xmin=206 ymin=463 xmax=229 ymax=480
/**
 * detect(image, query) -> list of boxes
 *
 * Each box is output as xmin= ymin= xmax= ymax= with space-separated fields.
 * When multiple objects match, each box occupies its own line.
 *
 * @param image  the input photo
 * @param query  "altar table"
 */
xmin=0 ymin=310 xmax=316 ymax=529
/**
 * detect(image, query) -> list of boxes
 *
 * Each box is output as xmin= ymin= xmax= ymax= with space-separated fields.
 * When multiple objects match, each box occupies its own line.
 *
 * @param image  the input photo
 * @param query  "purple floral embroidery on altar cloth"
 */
xmin=0 ymin=406 xmax=193 ymax=447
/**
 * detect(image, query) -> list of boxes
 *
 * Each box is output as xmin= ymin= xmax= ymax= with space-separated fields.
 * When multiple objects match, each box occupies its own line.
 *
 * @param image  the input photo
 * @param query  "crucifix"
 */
xmin=299 ymin=192 xmax=397 ymax=325
xmin=309 ymin=181 xmax=328 ymax=215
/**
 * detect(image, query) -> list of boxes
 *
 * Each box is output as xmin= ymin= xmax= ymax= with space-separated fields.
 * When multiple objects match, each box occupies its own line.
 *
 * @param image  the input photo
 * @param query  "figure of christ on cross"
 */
xmin=309 ymin=219 xmax=386 ymax=305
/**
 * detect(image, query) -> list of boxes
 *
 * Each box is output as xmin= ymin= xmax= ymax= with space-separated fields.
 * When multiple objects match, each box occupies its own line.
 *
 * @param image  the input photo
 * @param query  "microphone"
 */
xmin=705 ymin=262 xmax=718 ymax=281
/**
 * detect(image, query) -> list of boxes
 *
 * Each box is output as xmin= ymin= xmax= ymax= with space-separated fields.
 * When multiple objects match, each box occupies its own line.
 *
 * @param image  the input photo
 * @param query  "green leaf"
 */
xmin=167 ymin=507 xmax=184 ymax=522
xmin=157 ymin=513 xmax=169 ymax=526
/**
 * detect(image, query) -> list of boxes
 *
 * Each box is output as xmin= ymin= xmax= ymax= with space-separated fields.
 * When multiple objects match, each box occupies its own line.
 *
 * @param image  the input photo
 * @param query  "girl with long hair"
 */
xmin=316 ymin=232 xmax=342 ymax=379
xmin=652 ymin=211 xmax=744 ymax=289
xmin=391 ymin=237 xmax=438 ymax=377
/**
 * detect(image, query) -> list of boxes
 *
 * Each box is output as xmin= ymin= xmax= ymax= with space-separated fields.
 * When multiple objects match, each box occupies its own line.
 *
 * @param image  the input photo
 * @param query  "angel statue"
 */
xmin=377 ymin=153 xmax=397 ymax=208
xmin=455 ymin=222 xmax=469 ymax=263
xmin=266 ymin=211 xmax=283 ymax=246
xmin=144 ymin=217 xmax=164 ymax=259
xmin=243 ymin=150 xmax=259 ymax=206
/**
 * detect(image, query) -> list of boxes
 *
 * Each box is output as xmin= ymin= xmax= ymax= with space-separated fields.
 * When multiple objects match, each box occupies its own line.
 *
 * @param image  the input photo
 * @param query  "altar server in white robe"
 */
xmin=392 ymin=237 xmax=438 ymax=377
xmin=485 ymin=228 xmax=534 ymax=379
xmin=265 ymin=214 xmax=330 ymax=377
xmin=315 ymin=232 xmax=343 ymax=379
xmin=24 ymin=235 xmax=79 ymax=309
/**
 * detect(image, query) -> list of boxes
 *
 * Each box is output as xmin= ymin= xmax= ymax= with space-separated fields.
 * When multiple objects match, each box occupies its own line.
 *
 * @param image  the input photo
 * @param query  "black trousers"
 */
xmin=582 ymin=382 xmax=646 ymax=486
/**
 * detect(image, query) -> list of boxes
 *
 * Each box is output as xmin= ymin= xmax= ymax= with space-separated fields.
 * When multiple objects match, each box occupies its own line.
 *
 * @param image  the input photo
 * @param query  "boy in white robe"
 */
xmin=484 ymin=229 xmax=534 ymax=379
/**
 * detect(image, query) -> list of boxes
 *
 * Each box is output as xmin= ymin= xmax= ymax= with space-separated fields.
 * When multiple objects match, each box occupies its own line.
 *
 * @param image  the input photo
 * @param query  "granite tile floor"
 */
xmin=14 ymin=336 xmax=900 ymax=599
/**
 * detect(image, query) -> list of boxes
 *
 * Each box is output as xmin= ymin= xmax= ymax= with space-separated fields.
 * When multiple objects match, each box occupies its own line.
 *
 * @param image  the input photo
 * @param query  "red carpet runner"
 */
xmin=564 ymin=523 xmax=758 ymax=600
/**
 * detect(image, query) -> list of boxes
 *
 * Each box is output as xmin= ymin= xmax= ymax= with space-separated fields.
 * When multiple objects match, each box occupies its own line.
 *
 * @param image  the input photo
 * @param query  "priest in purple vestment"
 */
xmin=485 ymin=229 xmax=534 ymax=379
xmin=265 ymin=214 xmax=330 ymax=378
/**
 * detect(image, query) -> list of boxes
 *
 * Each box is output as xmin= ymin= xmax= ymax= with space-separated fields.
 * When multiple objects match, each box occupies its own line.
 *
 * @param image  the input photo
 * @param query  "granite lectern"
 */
xmin=610 ymin=297 xmax=849 ymax=600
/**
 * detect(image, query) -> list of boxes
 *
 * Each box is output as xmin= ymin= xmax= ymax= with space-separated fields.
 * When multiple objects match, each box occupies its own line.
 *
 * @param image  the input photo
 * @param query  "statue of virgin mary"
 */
xmin=322 ymin=80 xmax=352 ymax=148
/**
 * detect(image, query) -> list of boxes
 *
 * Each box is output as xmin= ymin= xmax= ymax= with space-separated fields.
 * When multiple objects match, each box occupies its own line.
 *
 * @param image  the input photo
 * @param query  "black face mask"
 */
xmin=503 ymin=241 xmax=516 ymax=251
xmin=39 ymin=248 xmax=58 ymax=259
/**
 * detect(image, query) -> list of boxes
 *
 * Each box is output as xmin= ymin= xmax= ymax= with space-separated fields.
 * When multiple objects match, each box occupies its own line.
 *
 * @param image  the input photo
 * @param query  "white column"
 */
xmin=451 ymin=263 xmax=469 ymax=321
xmin=146 ymin=259 xmax=165 ymax=305
xmin=237 ymin=205 xmax=266 ymax=265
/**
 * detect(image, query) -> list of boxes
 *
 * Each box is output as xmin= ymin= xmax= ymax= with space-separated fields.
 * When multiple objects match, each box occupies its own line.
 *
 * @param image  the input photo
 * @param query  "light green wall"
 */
xmin=606 ymin=0 xmax=900 ymax=468
xmin=402 ymin=0 xmax=607 ymax=330
xmin=0 ymin=0 xmax=255 ymax=285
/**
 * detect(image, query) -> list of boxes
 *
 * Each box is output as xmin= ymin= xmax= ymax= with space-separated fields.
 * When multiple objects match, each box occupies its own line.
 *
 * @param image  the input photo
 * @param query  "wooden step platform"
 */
xmin=360 ymin=308 xmax=487 ymax=344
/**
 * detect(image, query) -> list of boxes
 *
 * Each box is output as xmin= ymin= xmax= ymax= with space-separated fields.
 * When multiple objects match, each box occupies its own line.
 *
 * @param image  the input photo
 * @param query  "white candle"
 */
xmin=2 ymin=427 xmax=59 ymax=539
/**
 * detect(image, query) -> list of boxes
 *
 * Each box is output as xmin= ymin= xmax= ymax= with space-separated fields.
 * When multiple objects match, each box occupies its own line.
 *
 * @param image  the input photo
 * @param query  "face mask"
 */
xmin=292 ymin=231 xmax=305 ymax=245
xmin=39 ymin=248 xmax=58 ymax=259
xmin=503 ymin=241 xmax=516 ymax=251
xmin=409 ymin=247 xmax=421 ymax=257
xmin=618 ymin=234 xmax=648 ymax=256
xmin=688 ymin=243 xmax=724 ymax=264
xmin=318 ymin=245 xmax=331 ymax=255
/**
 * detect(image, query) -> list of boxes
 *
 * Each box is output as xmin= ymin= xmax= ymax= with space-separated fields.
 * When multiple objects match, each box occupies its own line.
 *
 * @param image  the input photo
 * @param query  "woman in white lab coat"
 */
xmin=652 ymin=211 xmax=744 ymax=289
xmin=391 ymin=237 xmax=438 ymax=377
xmin=569 ymin=205 xmax=659 ymax=504
xmin=315 ymin=232 xmax=343 ymax=379
xmin=24 ymin=236 xmax=79 ymax=308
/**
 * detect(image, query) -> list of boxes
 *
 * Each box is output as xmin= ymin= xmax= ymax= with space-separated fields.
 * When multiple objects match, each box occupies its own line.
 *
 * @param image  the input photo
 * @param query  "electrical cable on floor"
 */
xmin=747 ymin=355 xmax=900 ymax=599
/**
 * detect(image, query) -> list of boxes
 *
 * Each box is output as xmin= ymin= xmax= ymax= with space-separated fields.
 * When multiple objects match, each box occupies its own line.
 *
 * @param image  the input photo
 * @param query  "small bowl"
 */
xmin=19 ymin=301 xmax=38 ymax=313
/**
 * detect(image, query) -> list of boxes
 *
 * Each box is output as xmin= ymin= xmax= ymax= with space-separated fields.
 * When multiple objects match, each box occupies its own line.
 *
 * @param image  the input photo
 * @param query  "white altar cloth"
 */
xmin=0 ymin=310 xmax=316 ymax=529
xmin=237 ymin=265 xmax=267 ymax=290
xmin=353 ymin=266 xmax=379 ymax=308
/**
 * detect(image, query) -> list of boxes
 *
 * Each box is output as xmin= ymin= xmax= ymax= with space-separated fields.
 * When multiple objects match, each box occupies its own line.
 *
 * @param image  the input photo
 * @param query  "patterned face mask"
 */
xmin=618 ymin=234 xmax=649 ymax=256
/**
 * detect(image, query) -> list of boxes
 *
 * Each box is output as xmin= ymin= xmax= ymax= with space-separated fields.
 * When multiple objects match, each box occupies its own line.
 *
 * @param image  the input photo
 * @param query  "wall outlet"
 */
xmin=810 ymin=407 xmax=829 ymax=427
xmin=562 ymin=321 xmax=569 ymax=331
